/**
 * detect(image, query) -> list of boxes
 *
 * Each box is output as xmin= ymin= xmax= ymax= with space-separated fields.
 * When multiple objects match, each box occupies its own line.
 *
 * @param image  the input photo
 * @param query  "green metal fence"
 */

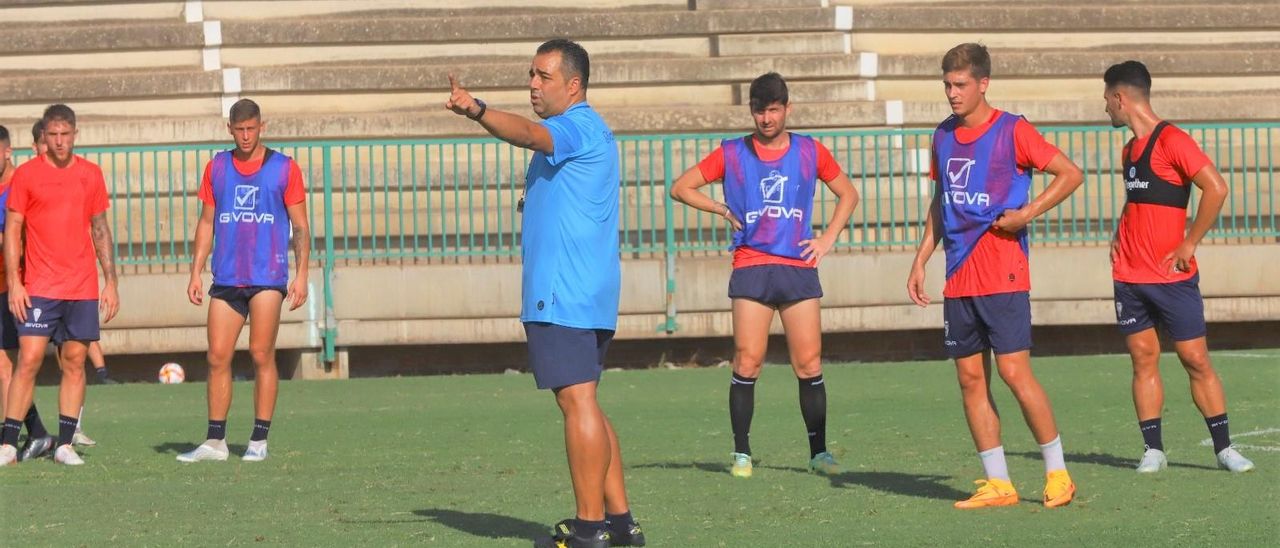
xmin=13 ymin=123 xmax=1277 ymax=357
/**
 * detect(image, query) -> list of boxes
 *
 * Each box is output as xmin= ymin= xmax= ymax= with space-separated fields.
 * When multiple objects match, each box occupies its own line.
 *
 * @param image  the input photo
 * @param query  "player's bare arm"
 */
xmin=445 ymin=75 xmax=554 ymax=155
xmin=285 ymin=201 xmax=311 ymax=311
xmin=670 ymin=167 xmax=742 ymax=230
xmin=992 ymin=152 xmax=1083 ymax=233
xmin=907 ymin=194 xmax=943 ymax=307
xmin=800 ymin=172 xmax=858 ymax=267
xmin=1164 ymin=164 xmax=1228 ymax=273
xmin=4 ymin=209 xmax=28 ymax=321
xmin=187 ymin=203 xmax=215 ymax=306
xmin=90 ymin=212 xmax=119 ymax=323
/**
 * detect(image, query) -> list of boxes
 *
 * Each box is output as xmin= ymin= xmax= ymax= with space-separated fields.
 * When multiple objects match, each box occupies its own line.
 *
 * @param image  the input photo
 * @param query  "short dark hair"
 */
xmin=1104 ymin=60 xmax=1152 ymax=97
xmin=0 ymin=125 xmax=9 ymax=144
xmin=537 ymin=39 xmax=590 ymax=90
xmin=31 ymin=119 xmax=44 ymax=143
xmin=229 ymin=98 xmax=262 ymax=124
xmin=748 ymin=72 xmax=789 ymax=111
xmin=942 ymin=43 xmax=991 ymax=79
xmin=42 ymin=103 xmax=77 ymax=128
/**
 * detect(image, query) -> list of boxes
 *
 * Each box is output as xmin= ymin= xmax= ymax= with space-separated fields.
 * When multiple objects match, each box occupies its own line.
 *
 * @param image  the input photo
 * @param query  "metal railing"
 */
xmin=15 ymin=123 xmax=1277 ymax=358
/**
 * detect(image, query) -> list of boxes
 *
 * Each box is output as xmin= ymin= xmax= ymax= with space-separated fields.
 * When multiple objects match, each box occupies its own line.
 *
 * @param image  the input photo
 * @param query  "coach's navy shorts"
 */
xmin=210 ymin=284 xmax=287 ymax=318
xmin=727 ymin=264 xmax=822 ymax=307
xmin=0 ymin=292 xmax=17 ymax=350
xmin=1113 ymin=273 xmax=1206 ymax=341
xmin=524 ymin=322 xmax=613 ymax=390
xmin=943 ymin=291 xmax=1032 ymax=358
xmin=17 ymin=296 xmax=100 ymax=344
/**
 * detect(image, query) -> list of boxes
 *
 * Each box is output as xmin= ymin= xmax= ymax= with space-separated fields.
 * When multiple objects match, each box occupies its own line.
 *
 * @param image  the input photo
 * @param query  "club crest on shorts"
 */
xmin=1115 ymin=301 xmax=1123 ymax=318
xmin=32 ymin=308 xmax=42 ymax=323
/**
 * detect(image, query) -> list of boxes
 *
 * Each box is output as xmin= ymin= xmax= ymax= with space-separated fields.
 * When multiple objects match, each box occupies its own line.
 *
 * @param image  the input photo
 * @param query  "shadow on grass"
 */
xmin=152 ymin=441 xmax=247 ymax=456
xmin=636 ymin=461 xmax=969 ymax=501
xmin=1006 ymin=450 xmax=1218 ymax=471
xmin=411 ymin=509 xmax=546 ymax=541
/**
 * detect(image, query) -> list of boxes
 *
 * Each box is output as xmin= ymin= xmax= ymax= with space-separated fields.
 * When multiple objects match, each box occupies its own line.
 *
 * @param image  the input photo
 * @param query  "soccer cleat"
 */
xmin=954 ymin=478 xmax=1019 ymax=509
xmin=242 ymin=441 xmax=269 ymax=462
xmin=808 ymin=451 xmax=840 ymax=475
xmin=176 ymin=440 xmax=229 ymax=463
xmin=1043 ymin=469 xmax=1076 ymax=508
xmin=53 ymin=444 xmax=85 ymax=466
xmin=607 ymin=519 xmax=646 ymax=547
xmin=533 ymin=519 xmax=610 ymax=548
xmin=19 ymin=435 xmax=55 ymax=461
xmin=1216 ymin=447 xmax=1255 ymax=473
xmin=0 ymin=444 xmax=16 ymax=466
xmin=72 ymin=431 xmax=98 ymax=447
xmin=730 ymin=452 xmax=753 ymax=478
xmin=98 ymin=377 xmax=121 ymax=385
xmin=1135 ymin=448 xmax=1167 ymax=473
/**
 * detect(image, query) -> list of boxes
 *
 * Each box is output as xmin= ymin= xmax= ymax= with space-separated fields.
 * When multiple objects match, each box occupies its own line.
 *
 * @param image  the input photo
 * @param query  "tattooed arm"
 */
xmin=91 ymin=212 xmax=120 ymax=323
xmin=285 ymin=201 xmax=310 ymax=311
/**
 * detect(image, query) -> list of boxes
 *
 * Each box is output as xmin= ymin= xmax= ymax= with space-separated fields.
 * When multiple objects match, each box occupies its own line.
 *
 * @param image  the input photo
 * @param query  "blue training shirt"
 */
xmin=520 ymin=102 xmax=621 ymax=330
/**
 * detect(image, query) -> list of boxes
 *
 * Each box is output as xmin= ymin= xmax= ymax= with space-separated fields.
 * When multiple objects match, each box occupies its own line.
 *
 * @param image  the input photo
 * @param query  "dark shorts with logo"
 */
xmin=727 ymin=264 xmax=823 ymax=307
xmin=0 ymin=292 xmax=17 ymax=350
xmin=523 ymin=321 xmax=613 ymax=390
xmin=942 ymin=291 xmax=1032 ymax=358
xmin=16 ymin=296 xmax=100 ymax=344
xmin=210 ymin=284 xmax=287 ymax=318
xmin=1113 ymin=273 xmax=1206 ymax=341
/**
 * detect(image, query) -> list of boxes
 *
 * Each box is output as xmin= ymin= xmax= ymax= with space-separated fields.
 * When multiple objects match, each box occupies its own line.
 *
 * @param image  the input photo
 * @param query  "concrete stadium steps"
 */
xmin=850 ymin=3 xmax=1280 ymax=32
xmin=0 ymin=1 xmax=185 ymax=23
xmin=217 ymin=7 xmax=844 ymax=46
xmin=201 ymin=0 xmax=692 ymax=19
xmin=220 ymin=38 xmax=714 ymax=68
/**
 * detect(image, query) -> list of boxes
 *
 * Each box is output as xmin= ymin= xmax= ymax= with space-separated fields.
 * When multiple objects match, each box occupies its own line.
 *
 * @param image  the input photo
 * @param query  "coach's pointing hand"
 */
xmin=445 ymin=74 xmax=483 ymax=119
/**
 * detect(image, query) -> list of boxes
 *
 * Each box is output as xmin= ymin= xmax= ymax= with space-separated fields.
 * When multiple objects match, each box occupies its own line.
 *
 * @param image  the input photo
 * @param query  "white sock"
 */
xmin=76 ymin=406 xmax=84 ymax=433
xmin=1040 ymin=435 xmax=1066 ymax=473
xmin=978 ymin=446 xmax=1010 ymax=480
xmin=205 ymin=439 xmax=228 ymax=450
xmin=248 ymin=439 xmax=267 ymax=449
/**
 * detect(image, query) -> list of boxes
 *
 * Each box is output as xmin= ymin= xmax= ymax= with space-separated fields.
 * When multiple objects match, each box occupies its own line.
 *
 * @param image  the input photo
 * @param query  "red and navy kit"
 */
xmin=1112 ymin=122 xmax=1210 ymax=284
xmin=198 ymin=149 xmax=305 ymax=289
xmin=6 ymin=156 xmax=110 ymax=343
xmin=930 ymin=110 xmax=1060 ymax=356
xmin=1111 ymin=121 xmax=1212 ymax=340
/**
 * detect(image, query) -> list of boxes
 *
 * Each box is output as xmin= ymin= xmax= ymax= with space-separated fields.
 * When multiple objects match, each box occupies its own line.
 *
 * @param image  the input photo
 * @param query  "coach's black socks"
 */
xmin=57 ymin=415 xmax=78 ymax=447
xmin=25 ymin=405 xmax=49 ymax=439
xmin=1205 ymin=413 xmax=1231 ymax=454
xmin=95 ymin=367 xmax=110 ymax=383
xmin=573 ymin=517 xmax=606 ymax=537
xmin=1 ymin=418 xmax=21 ymax=446
xmin=729 ymin=373 xmax=757 ymax=455
xmin=606 ymin=510 xmax=635 ymax=529
xmin=798 ymin=374 xmax=827 ymax=458
xmin=1139 ymin=417 xmax=1163 ymax=452
xmin=250 ymin=419 xmax=272 ymax=442
xmin=207 ymin=420 xmax=227 ymax=441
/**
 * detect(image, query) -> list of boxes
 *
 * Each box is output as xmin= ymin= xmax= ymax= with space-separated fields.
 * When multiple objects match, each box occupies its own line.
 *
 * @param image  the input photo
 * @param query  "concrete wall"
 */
xmin=104 ymin=243 xmax=1280 ymax=374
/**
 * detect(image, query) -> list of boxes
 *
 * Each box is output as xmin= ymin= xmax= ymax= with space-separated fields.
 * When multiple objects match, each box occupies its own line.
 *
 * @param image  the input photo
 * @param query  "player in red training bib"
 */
xmin=906 ymin=44 xmax=1083 ymax=509
xmin=671 ymin=72 xmax=859 ymax=479
xmin=178 ymin=99 xmax=310 ymax=464
xmin=1102 ymin=60 xmax=1253 ymax=473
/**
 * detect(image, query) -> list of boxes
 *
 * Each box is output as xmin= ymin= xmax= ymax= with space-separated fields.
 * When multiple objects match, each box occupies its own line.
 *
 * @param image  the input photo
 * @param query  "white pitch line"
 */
xmin=1200 ymin=427 xmax=1280 ymax=452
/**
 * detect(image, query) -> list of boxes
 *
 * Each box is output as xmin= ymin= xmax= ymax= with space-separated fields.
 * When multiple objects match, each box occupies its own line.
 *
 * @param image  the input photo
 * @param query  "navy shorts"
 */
xmin=524 ymin=322 xmax=613 ymax=390
xmin=1113 ymin=273 xmax=1207 ymax=341
xmin=0 ymin=292 xmax=17 ymax=350
xmin=943 ymin=291 xmax=1032 ymax=358
xmin=17 ymin=297 xmax=100 ymax=344
xmin=210 ymin=285 xmax=287 ymax=318
xmin=727 ymin=264 xmax=823 ymax=307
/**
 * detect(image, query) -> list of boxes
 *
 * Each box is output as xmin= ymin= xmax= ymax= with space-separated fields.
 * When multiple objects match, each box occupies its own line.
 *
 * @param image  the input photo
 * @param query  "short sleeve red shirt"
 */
xmin=7 ymin=156 xmax=110 ymax=300
xmin=933 ymin=110 xmax=1062 ymax=298
xmin=697 ymin=137 xmax=844 ymax=269
xmin=1112 ymin=124 xmax=1211 ymax=284
xmin=198 ymin=153 xmax=306 ymax=206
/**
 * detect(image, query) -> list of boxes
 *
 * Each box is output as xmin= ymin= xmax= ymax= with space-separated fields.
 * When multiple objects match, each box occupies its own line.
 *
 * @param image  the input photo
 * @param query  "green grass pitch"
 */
xmin=3 ymin=351 xmax=1277 ymax=546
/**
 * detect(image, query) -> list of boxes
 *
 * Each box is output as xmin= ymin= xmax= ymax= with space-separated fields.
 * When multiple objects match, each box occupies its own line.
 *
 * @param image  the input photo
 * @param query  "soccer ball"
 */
xmin=159 ymin=362 xmax=185 ymax=384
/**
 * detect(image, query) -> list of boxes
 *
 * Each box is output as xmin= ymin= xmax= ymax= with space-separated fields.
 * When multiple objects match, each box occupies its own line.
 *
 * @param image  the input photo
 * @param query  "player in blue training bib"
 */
xmin=177 ymin=99 xmax=311 ymax=465
xmin=671 ymin=72 xmax=859 ymax=480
